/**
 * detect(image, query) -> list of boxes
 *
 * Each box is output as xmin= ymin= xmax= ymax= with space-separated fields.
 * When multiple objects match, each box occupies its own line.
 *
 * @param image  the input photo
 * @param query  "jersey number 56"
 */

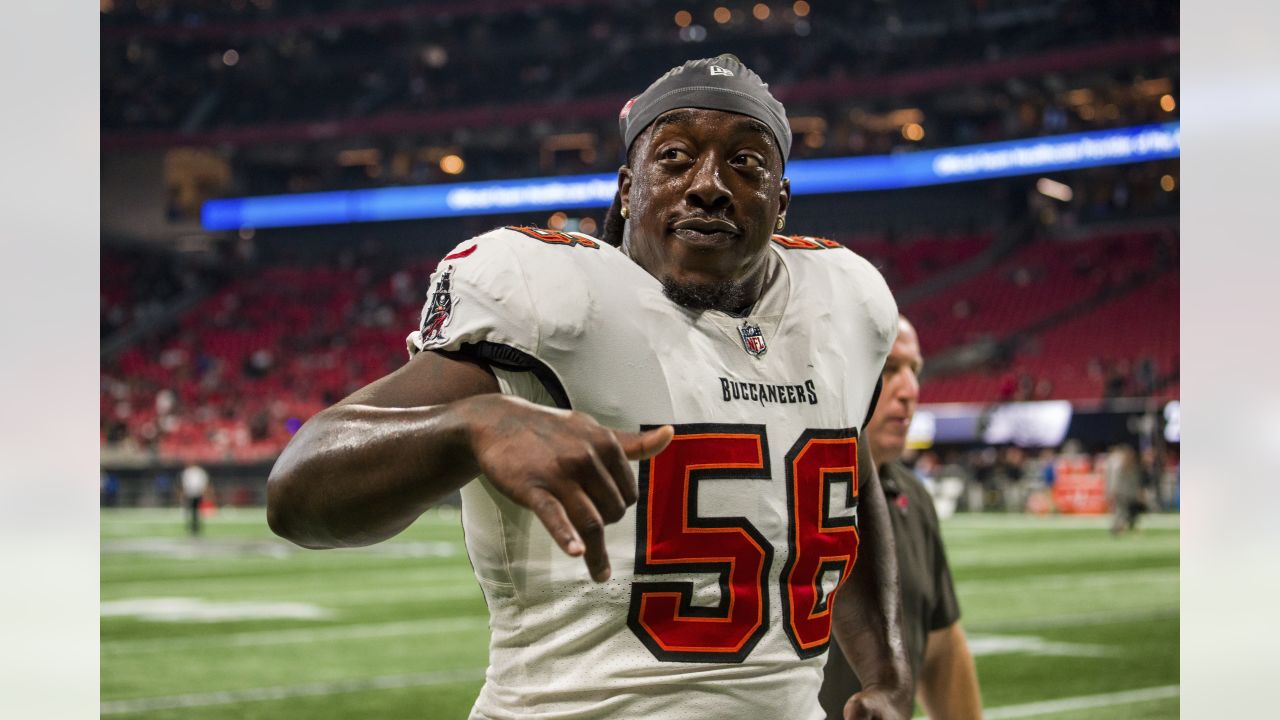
xmin=627 ymin=423 xmax=859 ymax=663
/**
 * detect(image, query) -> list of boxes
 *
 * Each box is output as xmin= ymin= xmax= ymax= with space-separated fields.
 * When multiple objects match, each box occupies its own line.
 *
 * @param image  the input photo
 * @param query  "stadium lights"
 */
xmin=753 ymin=3 xmax=771 ymax=20
xmin=674 ymin=10 xmax=692 ymax=27
xmin=1036 ymin=177 xmax=1073 ymax=202
xmin=852 ymin=107 xmax=924 ymax=133
xmin=793 ymin=1 xmax=810 ymax=17
xmin=439 ymin=155 xmax=464 ymax=175
xmin=1066 ymin=88 xmax=1094 ymax=105
xmin=714 ymin=6 xmax=731 ymax=23
xmin=202 ymin=122 xmax=1180 ymax=231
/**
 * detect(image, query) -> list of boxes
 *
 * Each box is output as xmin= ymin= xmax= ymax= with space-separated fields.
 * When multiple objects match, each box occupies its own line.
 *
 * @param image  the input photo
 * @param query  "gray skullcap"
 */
xmin=618 ymin=54 xmax=792 ymax=164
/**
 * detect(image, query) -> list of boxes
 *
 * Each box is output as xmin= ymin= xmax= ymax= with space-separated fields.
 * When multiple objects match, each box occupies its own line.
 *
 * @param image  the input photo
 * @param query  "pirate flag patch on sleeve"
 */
xmin=419 ymin=265 xmax=458 ymax=344
xmin=404 ymin=229 xmax=546 ymax=360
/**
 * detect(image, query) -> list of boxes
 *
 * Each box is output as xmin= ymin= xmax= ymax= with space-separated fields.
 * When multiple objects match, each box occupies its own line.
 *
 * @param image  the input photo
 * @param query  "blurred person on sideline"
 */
xmin=268 ymin=55 xmax=911 ymax=720
xmin=100 ymin=470 xmax=119 ymax=507
xmin=1105 ymin=444 xmax=1145 ymax=535
xmin=180 ymin=463 xmax=209 ymax=536
xmin=819 ymin=315 xmax=983 ymax=720
xmin=1139 ymin=445 xmax=1163 ymax=509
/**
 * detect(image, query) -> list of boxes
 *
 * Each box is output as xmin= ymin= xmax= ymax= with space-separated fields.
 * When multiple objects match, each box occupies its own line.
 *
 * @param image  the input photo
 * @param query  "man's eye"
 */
xmin=734 ymin=153 xmax=762 ymax=168
xmin=662 ymin=148 xmax=691 ymax=161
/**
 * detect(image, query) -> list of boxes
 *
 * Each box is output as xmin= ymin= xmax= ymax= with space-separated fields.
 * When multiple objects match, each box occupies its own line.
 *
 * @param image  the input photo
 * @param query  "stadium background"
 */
xmin=99 ymin=1 xmax=1179 ymax=718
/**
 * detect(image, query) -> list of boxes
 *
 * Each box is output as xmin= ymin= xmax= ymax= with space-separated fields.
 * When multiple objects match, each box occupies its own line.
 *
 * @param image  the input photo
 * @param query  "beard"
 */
xmin=661 ymin=275 xmax=753 ymax=315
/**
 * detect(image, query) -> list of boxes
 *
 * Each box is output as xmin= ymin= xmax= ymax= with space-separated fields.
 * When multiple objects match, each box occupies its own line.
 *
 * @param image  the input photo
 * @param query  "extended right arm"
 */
xmin=266 ymin=349 xmax=671 ymax=581
xmin=265 ymin=350 xmax=499 ymax=549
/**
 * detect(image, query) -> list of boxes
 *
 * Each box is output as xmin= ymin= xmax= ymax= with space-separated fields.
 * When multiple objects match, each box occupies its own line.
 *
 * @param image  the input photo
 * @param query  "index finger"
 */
xmin=559 ymin=490 xmax=612 ymax=582
xmin=523 ymin=486 xmax=585 ymax=558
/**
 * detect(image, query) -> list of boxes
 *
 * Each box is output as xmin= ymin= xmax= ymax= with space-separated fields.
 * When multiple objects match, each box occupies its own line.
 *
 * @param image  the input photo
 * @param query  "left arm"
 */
xmin=919 ymin=622 xmax=982 ymax=720
xmin=831 ymin=439 xmax=913 ymax=720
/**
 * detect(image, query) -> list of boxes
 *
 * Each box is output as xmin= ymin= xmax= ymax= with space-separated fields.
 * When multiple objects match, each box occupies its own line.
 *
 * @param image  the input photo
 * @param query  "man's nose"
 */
xmin=686 ymin=157 xmax=731 ymax=210
xmin=894 ymin=370 xmax=920 ymax=403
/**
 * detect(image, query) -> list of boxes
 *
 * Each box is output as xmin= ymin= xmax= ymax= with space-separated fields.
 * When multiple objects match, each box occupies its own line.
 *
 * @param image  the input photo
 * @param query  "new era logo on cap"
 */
xmin=709 ymin=65 xmax=735 ymax=76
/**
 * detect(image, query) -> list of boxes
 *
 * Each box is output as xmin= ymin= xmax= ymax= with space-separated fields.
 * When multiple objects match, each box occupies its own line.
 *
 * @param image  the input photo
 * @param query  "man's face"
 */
xmin=619 ymin=108 xmax=790 ymax=312
xmin=866 ymin=317 xmax=923 ymax=465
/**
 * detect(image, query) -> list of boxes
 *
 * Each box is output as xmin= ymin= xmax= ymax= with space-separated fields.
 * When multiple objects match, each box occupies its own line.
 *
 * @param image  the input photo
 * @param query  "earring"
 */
xmin=775 ymin=215 xmax=786 ymax=231
xmin=620 ymin=207 xmax=630 ymax=219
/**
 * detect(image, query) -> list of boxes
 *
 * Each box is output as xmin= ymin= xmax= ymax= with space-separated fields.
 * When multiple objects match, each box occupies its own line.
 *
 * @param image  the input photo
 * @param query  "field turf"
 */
xmin=101 ymin=508 xmax=1178 ymax=719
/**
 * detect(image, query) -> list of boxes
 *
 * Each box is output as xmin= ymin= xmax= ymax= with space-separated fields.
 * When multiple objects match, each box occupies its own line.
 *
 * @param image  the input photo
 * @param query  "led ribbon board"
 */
xmin=202 ymin=122 xmax=1179 ymax=230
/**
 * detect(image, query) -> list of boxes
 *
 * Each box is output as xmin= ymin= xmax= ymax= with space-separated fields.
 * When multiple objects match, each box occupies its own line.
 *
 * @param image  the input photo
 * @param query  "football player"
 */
xmin=268 ymin=55 xmax=911 ymax=720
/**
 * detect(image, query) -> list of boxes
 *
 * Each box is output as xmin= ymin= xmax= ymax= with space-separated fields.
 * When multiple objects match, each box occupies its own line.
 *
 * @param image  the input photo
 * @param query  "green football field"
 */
xmin=101 ymin=508 xmax=1178 ymax=719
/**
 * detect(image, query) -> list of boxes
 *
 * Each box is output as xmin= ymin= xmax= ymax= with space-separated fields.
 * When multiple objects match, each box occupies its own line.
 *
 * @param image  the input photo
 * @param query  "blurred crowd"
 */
xmin=101 ymin=216 xmax=1178 ymax=464
xmin=989 ymin=354 xmax=1170 ymax=404
xmin=101 ymin=244 xmax=229 ymax=338
xmin=101 ymin=238 xmax=437 ymax=463
xmin=103 ymin=0 xmax=1178 ymax=195
xmin=100 ymin=0 xmax=1180 ymax=476
xmin=904 ymin=439 xmax=1179 ymax=517
xmin=102 ymin=0 xmax=1176 ymax=123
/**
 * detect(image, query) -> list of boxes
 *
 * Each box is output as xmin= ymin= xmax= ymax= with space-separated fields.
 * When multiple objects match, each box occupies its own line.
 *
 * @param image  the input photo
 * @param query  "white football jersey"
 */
xmin=407 ymin=226 xmax=898 ymax=720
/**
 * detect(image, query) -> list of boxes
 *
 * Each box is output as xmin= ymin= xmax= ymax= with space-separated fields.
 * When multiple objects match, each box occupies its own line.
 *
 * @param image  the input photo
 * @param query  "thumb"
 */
xmin=613 ymin=425 xmax=674 ymax=461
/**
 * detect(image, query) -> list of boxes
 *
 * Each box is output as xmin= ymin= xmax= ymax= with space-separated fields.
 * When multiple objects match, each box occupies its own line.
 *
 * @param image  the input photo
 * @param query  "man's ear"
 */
xmin=778 ymin=176 xmax=791 ymax=219
xmin=618 ymin=166 xmax=633 ymax=216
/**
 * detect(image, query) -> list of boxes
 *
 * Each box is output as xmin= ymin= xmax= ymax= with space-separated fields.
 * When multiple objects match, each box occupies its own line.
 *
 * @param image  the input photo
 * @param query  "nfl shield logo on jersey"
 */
xmin=739 ymin=320 xmax=767 ymax=357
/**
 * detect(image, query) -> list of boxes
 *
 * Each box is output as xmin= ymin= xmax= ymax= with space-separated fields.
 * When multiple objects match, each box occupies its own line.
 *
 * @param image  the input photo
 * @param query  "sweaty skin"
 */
xmin=268 ymin=350 xmax=672 ymax=582
xmin=266 ymin=106 xmax=910 ymax=720
xmin=619 ymin=108 xmax=789 ymax=314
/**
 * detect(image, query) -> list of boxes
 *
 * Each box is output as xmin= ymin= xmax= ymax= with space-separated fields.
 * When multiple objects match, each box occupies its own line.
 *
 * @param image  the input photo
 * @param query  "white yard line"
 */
xmin=101 ymin=582 xmax=483 ymax=608
xmin=103 ymin=616 xmax=489 ymax=655
xmin=975 ymin=685 xmax=1180 ymax=719
xmin=965 ymin=634 xmax=1113 ymax=658
xmin=102 ymin=566 xmax=478 ymax=596
xmin=100 ymin=668 xmax=487 ymax=715
xmin=100 ymin=508 xmax=463 ymax=526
